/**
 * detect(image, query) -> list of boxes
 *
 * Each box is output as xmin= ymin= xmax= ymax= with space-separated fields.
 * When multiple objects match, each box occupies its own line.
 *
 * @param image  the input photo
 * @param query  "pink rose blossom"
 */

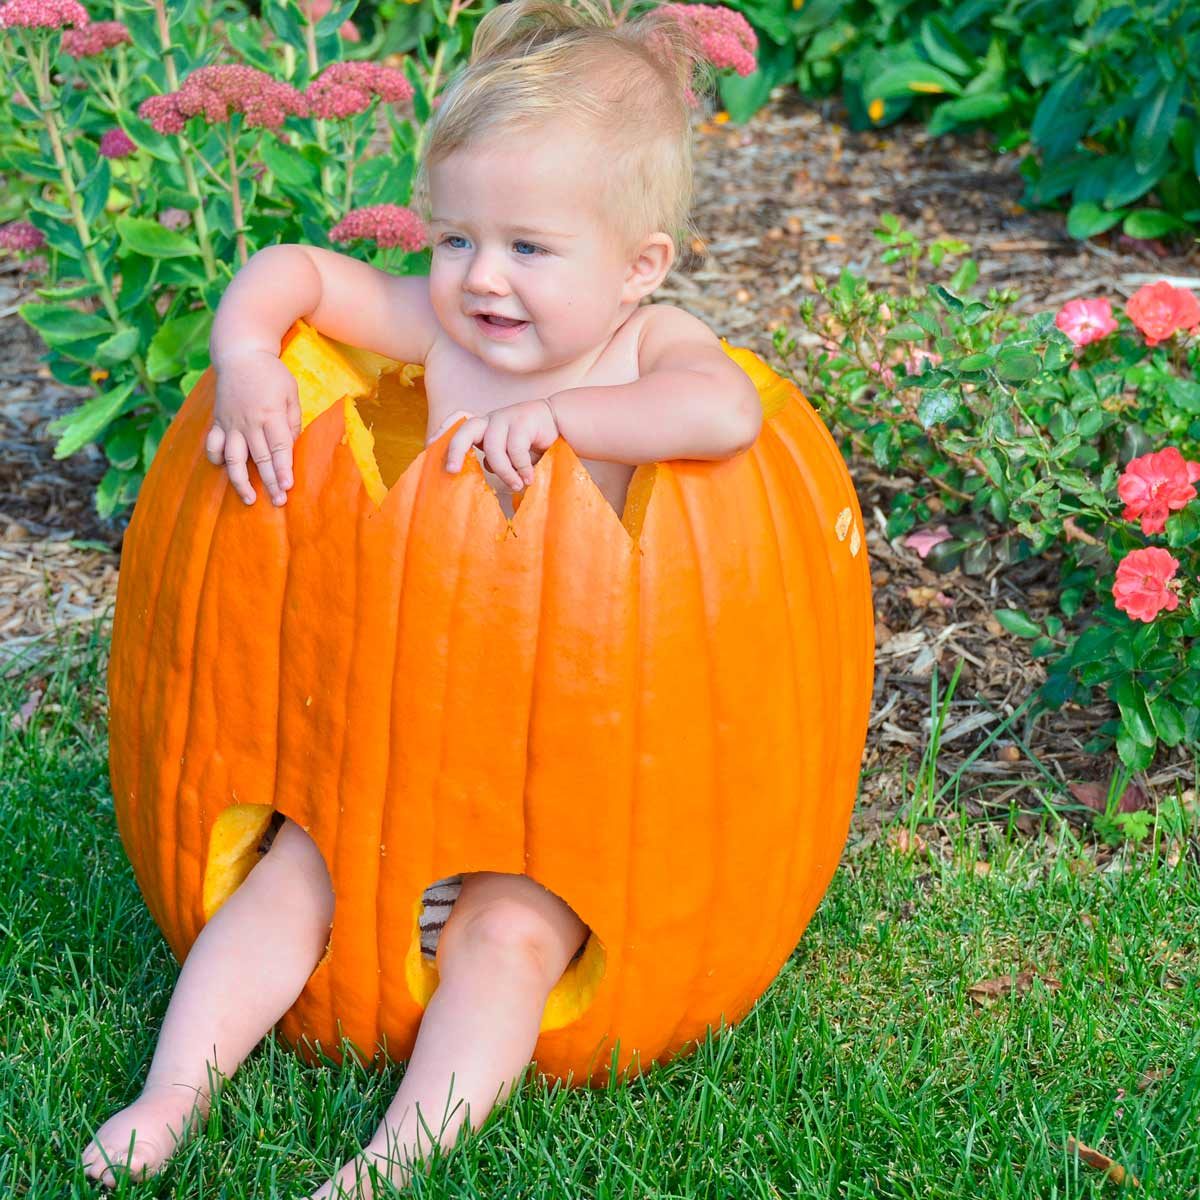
xmin=903 ymin=524 xmax=952 ymax=559
xmin=869 ymin=359 xmax=896 ymax=387
xmin=305 ymin=61 xmax=413 ymax=120
xmin=1125 ymin=280 xmax=1200 ymax=348
xmin=99 ymin=127 xmax=136 ymax=158
xmin=1117 ymin=446 xmax=1200 ymax=535
xmin=1055 ymin=297 xmax=1118 ymax=348
xmin=138 ymin=65 xmax=309 ymax=135
xmin=61 ymin=18 xmax=130 ymax=56
xmin=657 ymin=4 xmax=758 ymax=76
xmin=904 ymin=348 xmax=942 ymax=374
xmin=1112 ymin=546 xmax=1181 ymax=623
xmin=329 ymin=204 xmax=427 ymax=251
xmin=0 ymin=0 xmax=88 ymax=30
xmin=0 ymin=220 xmax=45 ymax=250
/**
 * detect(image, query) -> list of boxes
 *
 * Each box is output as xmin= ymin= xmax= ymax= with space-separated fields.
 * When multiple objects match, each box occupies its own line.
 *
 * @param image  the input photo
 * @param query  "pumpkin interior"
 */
xmin=203 ymin=806 xmax=607 ymax=1035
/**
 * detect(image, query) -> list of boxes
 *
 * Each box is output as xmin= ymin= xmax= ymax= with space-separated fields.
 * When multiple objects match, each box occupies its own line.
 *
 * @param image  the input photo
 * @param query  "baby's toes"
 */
xmin=81 ymin=1091 xmax=202 ymax=1187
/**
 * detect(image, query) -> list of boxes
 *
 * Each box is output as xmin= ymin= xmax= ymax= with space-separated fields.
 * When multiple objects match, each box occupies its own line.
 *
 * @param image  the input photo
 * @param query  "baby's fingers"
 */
xmin=427 ymin=410 xmax=474 ymax=446
xmin=262 ymin=414 xmax=296 ymax=495
xmin=222 ymin=429 xmax=257 ymax=505
xmin=246 ymin=427 xmax=285 ymax=506
xmin=445 ymin=416 xmax=487 ymax=473
xmin=204 ymin=421 xmax=227 ymax=466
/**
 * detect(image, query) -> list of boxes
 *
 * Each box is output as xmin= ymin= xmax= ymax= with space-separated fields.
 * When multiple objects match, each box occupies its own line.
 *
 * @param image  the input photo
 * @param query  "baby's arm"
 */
xmin=207 ymin=245 xmax=439 ymax=504
xmin=545 ymin=306 xmax=763 ymax=464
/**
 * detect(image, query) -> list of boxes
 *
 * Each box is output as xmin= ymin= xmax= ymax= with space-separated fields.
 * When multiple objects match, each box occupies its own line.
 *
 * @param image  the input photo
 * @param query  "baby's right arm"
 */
xmin=207 ymin=243 xmax=439 ymax=505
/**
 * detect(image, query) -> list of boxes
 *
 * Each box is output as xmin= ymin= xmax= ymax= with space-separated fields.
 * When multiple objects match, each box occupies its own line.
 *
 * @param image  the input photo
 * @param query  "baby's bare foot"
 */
xmin=81 ymin=1082 xmax=209 ymax=1188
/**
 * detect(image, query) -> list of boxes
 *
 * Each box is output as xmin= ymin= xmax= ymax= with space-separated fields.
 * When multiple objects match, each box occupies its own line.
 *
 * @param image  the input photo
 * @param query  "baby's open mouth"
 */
xmin=474 ymin=313 xmax=529 ymax=338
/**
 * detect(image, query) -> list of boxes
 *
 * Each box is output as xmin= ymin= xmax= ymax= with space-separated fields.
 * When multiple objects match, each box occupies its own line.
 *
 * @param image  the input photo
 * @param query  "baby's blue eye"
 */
xmin=440 ymin=235 xmax=468 ymax=250
xmin=513 ymin=240 xmax=544 ymax=256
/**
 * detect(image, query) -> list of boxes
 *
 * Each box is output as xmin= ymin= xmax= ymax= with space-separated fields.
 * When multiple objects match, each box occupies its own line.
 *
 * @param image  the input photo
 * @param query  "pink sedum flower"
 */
xmin=305 ymin=61 xmax=414 ymax=120
xmin=1117 ymin=446 xmax=1200 ymax=535
xmin=1125 ymin=280 xmax=1200 ymax=348
xmin=1112 ymin=546 xmax=1181 ymax=623
xmin=0 ymin=220 xmax=45 ymax=250
xmin=139 ymin=65 xmax=309 ymax=135
xmin=61 ymin=18 xmax=130 ymax=56
xmin=99 ymin=126 xmax=136 ymax=158
xmin=329 ymin=204 xmax=427 ymax=251
xmin=0 ymin=0 xmax=87 ymax=30
xmin=1055 ymin=296 xmax=1118 ymax=348
xmin=658 ymin=3 xmax=758 ymax=76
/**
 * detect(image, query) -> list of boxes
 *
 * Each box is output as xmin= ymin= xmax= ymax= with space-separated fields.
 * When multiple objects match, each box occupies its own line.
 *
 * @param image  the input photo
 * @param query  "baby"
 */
xmin=81 ymin=2 xmax=761 ymax=1196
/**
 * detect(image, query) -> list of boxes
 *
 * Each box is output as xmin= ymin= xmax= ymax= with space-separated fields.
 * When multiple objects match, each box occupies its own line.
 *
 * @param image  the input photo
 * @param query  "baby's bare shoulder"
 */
xmin=636 ymin=302 xmax=730 ymax=376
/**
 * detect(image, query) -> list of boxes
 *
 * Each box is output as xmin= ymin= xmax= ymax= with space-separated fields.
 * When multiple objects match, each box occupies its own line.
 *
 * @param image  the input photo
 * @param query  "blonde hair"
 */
xmin=411 ymin=0 xmax=713 ymax=265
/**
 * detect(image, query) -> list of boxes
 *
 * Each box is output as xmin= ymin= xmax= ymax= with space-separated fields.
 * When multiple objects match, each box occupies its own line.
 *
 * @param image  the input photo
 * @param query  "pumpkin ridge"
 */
xmin=376 ymin=434 xmax=426 ymax=1042
xmin=113 ymin=392 xmax=211 ymax=935
xmin=655 ymin=463 xmax=722 ymax=1064
xmin=738 ymin=438 xmax=808 ymax=1004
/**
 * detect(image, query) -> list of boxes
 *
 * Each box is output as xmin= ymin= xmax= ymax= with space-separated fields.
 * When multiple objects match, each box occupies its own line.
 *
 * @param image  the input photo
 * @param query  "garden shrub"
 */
xmin=772 ymin=213 xmax=1200 ymax=781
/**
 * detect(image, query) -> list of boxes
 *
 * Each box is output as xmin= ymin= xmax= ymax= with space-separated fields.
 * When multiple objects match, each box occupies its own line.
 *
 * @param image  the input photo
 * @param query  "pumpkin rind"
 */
xmin=108 ymin=318 xmax=874 ymax=1087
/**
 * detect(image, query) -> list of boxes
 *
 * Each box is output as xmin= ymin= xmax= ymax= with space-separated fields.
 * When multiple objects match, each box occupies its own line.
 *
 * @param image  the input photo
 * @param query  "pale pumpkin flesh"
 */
xmin=108 ymin=318 xmax=874 ymax=1086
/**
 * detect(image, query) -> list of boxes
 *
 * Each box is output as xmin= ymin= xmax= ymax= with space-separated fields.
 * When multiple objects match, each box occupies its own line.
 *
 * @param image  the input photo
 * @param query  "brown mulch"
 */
xmin=3 ymin=89 xmax=1198 ymax=831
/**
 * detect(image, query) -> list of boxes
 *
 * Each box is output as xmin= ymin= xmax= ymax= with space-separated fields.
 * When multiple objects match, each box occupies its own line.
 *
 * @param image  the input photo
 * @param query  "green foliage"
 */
xmin=0 ymin=0 xmax=510 ymax=522
xmin=788 ymin=0 xmax=1200 ymax=238
xmin=772 ymin=213 xmax=1200 ymax=779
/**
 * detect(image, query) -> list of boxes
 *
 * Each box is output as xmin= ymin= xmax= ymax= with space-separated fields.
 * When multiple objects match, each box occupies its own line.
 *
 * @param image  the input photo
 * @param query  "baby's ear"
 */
xmin=623 ymin=232 xmax=675 ymax=303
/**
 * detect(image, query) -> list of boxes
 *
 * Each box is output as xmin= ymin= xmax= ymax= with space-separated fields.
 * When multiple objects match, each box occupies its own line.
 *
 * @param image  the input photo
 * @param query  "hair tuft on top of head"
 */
xmin=412 ymin=0 xmax=712 ymax=269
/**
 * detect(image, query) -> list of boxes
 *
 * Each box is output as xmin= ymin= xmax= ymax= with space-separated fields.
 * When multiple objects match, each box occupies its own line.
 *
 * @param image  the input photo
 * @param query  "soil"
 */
xmin=3 ymin=89 xmax=1198 ymax=837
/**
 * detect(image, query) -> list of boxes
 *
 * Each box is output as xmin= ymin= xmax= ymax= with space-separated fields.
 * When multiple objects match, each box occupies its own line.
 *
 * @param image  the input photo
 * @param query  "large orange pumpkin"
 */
xmin=108 ymin=317 xmax=874 ymax=1088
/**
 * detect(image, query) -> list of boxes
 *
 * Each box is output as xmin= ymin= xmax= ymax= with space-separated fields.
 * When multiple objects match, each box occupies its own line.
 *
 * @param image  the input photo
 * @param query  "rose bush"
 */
xmin=771 ymin=215 xmax=1200 ymax=811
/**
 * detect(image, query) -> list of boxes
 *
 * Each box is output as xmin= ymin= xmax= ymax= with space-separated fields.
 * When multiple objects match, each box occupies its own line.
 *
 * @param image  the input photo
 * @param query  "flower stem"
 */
xmin=409 ymin=0 xmax=475 ymax=166
xmin=302 ymin=1 xmax=336 ymax=207
xmin=152 ymin=0 xmax=217 ymax=280
xmin=225 ymin=121 xmax=250 ymax=267
xmin=15 ymin=28 xmax=157 ymax=401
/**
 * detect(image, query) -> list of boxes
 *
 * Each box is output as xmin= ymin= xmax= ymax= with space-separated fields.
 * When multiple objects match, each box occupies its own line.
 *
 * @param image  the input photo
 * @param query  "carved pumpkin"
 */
xmin=108 ymin=317 xmax=874 ymax=1087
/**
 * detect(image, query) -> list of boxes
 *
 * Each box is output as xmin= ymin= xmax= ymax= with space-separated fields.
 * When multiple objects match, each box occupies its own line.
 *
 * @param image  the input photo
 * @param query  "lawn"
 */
xmin=2 ymin=622 xmax=1197 ymax=1198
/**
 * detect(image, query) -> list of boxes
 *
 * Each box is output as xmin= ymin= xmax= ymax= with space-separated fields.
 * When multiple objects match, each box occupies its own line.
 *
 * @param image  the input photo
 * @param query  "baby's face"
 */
xmin=426 ymin=126 xmax=646 ymax=377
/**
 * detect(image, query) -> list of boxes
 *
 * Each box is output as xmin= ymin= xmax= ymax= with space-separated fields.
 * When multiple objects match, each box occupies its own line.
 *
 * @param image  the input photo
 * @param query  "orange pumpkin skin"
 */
xmin=108 ymin=318 xmax=873 ymax=1088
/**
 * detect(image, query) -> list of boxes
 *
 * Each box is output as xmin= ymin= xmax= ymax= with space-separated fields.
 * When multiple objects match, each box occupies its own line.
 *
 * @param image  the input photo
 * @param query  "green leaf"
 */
xmin=103 ymin=419 xmax=143 ymax=470
xmin=996 ymin=350 xmax=1041 ymax=382
xmin=1116 ymin=726 xmax=1155 ymax=771
xmin=1112 ymin=676 xmax=1156 ymax=747
xmin=18 ymin=302 xmax=112 ymax=347
xmin=994 ymin=608 xmax=1041 ymax=638
xmin=1132 ymin=73 xmax=1186 ymax=174
xmin=884 ymin=322 xmax=927 ymax=343
xmin=917 ymin=389 xmax=960 ymax=429
xmin=1124 ymin=208 xmax=1191 ymax=239
xmin=115 ymin=215 xmax=201 ymax=259
xmin=260 ymin=136 xmax=320 ymax=190
xmin=1067 ymin=200 xmax=1125 ymax=239
xmin=868 ymin=61 xmax=964 ymax=101
xmin=46 ymin=380 xmax=138 ymax=459
xmin=146 ymin=309 xmax=213 ymax=382
xmin=94 ymin=327 xmax=141 ymax=368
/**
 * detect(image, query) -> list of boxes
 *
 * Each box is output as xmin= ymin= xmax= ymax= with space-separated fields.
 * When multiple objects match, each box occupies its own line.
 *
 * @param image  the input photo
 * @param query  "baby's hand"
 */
xmin=440 ymin=399 xmax=559 ymax=492
xmin=204 ymin=349 xmax=302 ymax=506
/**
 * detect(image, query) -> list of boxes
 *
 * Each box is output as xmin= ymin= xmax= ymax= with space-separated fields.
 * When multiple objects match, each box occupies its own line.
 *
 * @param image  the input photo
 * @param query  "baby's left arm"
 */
xmin=546 ymin=306 xmax=763 ymax=464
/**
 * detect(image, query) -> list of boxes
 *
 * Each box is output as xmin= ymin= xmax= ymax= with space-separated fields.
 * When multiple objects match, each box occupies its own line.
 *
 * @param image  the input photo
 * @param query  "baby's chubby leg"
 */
xmin=81 ymin=817 xmax=334 ymax=1188
xmin=311 ymin=871 xmax=588 ymax=1200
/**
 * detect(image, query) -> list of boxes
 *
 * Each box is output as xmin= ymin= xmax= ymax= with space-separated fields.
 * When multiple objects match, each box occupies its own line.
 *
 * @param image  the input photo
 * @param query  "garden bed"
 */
xmin=3 ymin=89 xmax=1198 ymax=825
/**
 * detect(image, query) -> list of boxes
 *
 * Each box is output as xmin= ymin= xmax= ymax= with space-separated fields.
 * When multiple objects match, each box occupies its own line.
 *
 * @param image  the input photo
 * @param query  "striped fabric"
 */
xmin=257 ymin=818 xmax=584 ymax=963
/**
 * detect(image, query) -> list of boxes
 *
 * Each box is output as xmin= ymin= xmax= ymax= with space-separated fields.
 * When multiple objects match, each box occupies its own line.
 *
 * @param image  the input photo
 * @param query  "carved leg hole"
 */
xmin=406 ymin=872 xmax=606 ymax=1033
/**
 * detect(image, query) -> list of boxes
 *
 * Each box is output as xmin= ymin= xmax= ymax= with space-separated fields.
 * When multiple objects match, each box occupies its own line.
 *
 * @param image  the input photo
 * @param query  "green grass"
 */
xmin=2 ymin=624 xmax=1199 ymax=1199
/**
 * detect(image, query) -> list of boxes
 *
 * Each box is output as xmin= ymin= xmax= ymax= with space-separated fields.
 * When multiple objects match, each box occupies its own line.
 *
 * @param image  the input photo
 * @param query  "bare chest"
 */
xmin=422 ymin=311 xmax=650 ymax=520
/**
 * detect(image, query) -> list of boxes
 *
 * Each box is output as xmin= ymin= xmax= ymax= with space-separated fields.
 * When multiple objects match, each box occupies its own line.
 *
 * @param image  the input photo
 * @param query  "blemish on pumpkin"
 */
xmin=835 ymin=507 xmax=852 ymax=541
xmin=403 ymin=875 xmax=606 ymax=1034
xmin=850 ymin=526 xmax=861 ymax=556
